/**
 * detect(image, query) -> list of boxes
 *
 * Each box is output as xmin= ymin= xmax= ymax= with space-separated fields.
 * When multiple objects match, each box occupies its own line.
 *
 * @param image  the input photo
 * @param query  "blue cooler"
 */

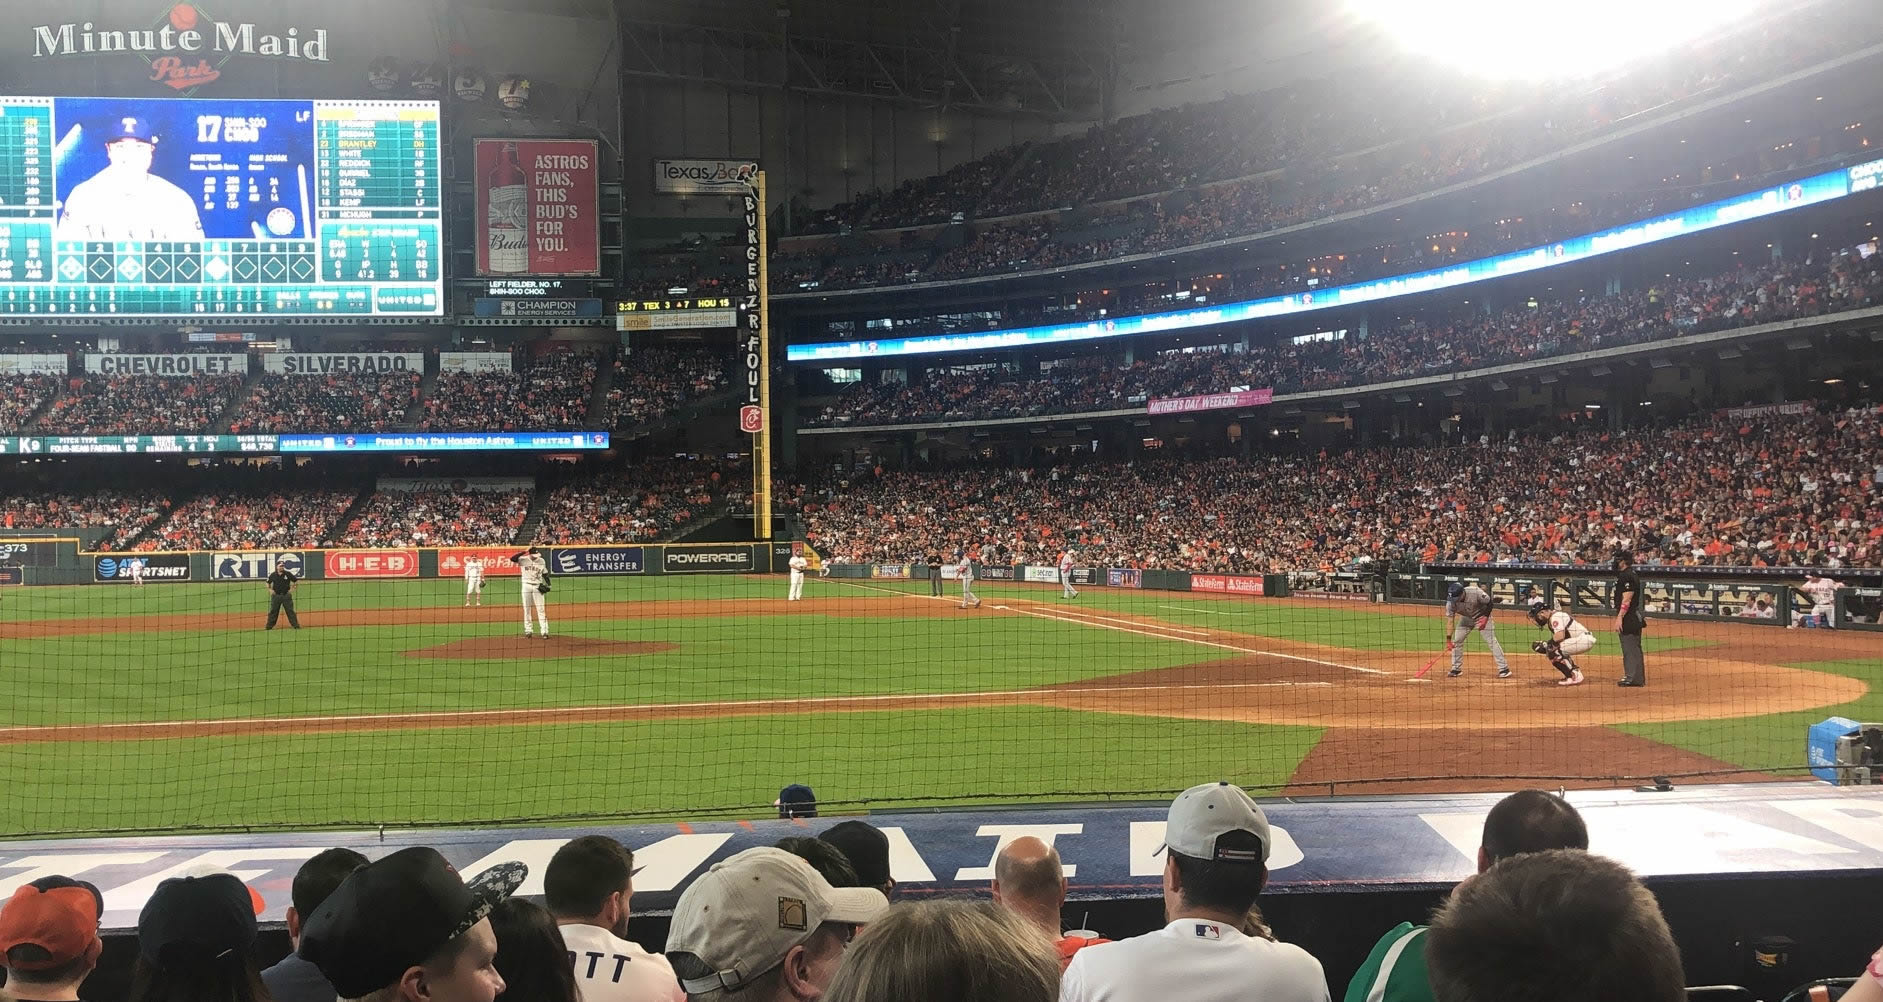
xmin=1808 ymin=717 xmax=1860 ymax=783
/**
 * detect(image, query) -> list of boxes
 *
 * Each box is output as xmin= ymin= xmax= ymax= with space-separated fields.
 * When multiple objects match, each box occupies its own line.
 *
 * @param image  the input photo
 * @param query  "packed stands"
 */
xmin=133 ymin=489 xmax=358 ymax=551
xmin=229 ymin=372 xmax=423 ymax=434
xmin=337 ymin=487 xmax=532 ymax=547
xmin=801 ymin=401 xmax=1883 ymax=573
xmin=807 ymin=245 xmax=1883 ymax=426
xmin=0 ymin=489 xmax=172 ymax=551
xmin=534 ymin=459 xmax=747 ymax=543
xmin=34 ymin=374 xmax=246 ymax=436
xmin=0 ymin=374 xmax=60 ymax=433
xmin=420 ymin=352 xmax=601 ymax=431
xmin=606 ymin=347 xmax=732 ymax=428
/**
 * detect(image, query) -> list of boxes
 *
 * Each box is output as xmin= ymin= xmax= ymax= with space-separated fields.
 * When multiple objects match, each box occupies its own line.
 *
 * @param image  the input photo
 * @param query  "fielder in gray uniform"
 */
xmin=1445 ymin=580 xmax=1511 ymax=678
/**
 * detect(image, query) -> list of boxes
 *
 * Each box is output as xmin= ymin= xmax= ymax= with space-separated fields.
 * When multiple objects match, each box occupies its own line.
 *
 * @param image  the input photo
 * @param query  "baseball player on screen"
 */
xmin=1527 ymin=596 xmax=1593 ymax=686
xmin=958 ymin=546 xmax=981 ymax=609
xmin=1059 ymin=547 xmax=1079 ymax=599
xmin=1445 ymin=580 xmax=1511 ymax=678
xmin=516 ymin=547 xmax=550 ymax=638
xmin=126 ymin=556 xmax=146 ymax=587
xmin=462 ymin=555 xmax=484 ymax=607
xmin=56 ymin=117 xmax=205 ymax=242
xmin=787 ymin=552 xmax=809 ymax=601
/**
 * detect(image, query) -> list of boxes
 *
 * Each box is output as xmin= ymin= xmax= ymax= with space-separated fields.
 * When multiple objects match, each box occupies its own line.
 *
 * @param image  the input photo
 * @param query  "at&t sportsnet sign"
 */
xmin=663 ymin=545 xmax=754 ymax=573
xmin=94 ymin=553 xmax=190 ymax=582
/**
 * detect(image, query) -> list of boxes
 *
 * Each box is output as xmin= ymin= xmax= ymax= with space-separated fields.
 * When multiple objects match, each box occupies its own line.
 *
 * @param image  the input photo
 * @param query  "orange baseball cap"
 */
xmin=0 ymin=877 xmax=104 ymax=970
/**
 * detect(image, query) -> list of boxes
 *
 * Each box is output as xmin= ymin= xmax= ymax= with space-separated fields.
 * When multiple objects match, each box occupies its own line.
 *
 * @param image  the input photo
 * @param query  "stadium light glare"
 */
xmin=1346 ymin=0 xmax=1766 ymax=80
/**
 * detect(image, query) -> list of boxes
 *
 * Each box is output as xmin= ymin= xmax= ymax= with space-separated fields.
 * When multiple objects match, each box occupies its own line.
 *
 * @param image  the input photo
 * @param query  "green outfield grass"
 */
xmin=0 ymin=573 xmax=1873 ymax=836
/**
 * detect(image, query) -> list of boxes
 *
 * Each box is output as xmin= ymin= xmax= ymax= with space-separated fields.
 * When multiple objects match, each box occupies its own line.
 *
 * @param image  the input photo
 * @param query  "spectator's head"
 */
xmin=301 ymin=846 xmax=525 ymax=1002
xmin=130 ymin=871 xmax=266 ymax=1002
xmin=544 ymin=835 xmax=637 ymax=938
xmin=488 ymin=898 xmax=578 ymax=1002
xmin=1426 ymin=849 xmax=1684 ymax=1002
xmin=1159 ymin=782 xmax=1270 ymax=922
xmin=0 ymin=877 xmax=104 ymax=999
xmin=289 ymin=847 xmax=369 ymax=947
xmin=990 ymin=836 xmax=1065 ymax=939
xmin=819 ymin=821 xmax=894 ymax=899
xmin=821 ymin=900 xmax=1059 ymax=1002
xmin=666 ymin=847 xmax=887 ymax=1002
xmin=1478 ymin=790 xmax=1589 ymax=873
xmin=775 ymin=837 xmax=859 ymax=888
xmin=775 ymin=784 xmax=817 ymax=819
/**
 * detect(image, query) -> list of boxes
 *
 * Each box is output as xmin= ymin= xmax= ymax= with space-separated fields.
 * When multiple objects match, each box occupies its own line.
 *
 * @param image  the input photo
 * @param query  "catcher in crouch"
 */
xmin=1527 ymin=595 xmax=1593 ymax=686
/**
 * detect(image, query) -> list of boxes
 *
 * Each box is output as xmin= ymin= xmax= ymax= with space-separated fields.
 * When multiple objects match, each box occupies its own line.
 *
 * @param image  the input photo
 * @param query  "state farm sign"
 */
xmin=1191 ymin=574 xmax=1264 ymax=596
xmin=324 ymin=549 xmax=418 ymax=579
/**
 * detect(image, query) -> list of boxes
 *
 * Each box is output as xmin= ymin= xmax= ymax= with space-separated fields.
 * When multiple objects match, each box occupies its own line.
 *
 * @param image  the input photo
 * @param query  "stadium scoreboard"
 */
xmin=0 ymin=96 xmax=442 ymax=318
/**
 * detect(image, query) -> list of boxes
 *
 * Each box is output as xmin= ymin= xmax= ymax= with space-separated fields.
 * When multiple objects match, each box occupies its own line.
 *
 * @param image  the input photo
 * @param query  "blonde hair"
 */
xmin=822 ymin=900 xmax=1060 ymax=1002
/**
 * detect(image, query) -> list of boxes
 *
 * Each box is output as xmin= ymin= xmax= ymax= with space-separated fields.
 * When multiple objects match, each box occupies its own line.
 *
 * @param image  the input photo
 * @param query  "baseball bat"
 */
xmin=1414 ymin=641 xmax=1453 ymax=679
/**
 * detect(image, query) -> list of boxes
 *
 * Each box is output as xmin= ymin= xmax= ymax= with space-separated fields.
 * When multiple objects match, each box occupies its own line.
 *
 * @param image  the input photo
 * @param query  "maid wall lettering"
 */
xmin=31 ymin=4 xmax=330 ymax=91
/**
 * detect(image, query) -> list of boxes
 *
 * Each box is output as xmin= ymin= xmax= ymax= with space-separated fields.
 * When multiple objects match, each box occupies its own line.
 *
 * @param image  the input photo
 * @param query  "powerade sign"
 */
xmin=93 ymin=553 xmax=190 ymax=582
xmin=550 ymin=547 xmax=645 ymax=576
xmin=663 ymin=546 xmax=754 ymax=573
xmin=785 ymin=155 xmax=1880 ymax=362
xmin=212 ymin=551 xmax=303 ymax=580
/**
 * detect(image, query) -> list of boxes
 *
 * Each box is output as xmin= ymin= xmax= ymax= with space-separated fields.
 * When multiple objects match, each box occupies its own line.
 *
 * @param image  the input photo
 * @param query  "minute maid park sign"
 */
xmin=31 ymin=3 xmax=329 ymax=92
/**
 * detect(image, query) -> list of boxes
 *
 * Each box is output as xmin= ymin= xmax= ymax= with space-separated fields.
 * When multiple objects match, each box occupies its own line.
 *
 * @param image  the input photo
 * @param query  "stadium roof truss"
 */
xmin=614 ymin=0 xmax=1115 ymax=118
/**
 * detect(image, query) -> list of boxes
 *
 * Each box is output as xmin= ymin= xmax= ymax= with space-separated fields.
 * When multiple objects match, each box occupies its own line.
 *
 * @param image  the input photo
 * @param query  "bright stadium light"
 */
xmin=1346 ymin=0 xmax=1767 ymax=80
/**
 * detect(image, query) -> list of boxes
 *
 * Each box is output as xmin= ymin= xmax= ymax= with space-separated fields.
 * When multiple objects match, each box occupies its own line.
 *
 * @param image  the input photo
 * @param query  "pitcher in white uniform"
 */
xmin=787 ymin=553 xmax=809 ymax=601
xmin=517 ymin=548 xmax=550 ymax=638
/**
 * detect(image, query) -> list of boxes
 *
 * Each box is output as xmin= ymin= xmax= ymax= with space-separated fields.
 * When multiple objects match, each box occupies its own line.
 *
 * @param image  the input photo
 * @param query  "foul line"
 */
xmin=999 ymin=604 xmax=1389 ymax=675
xmin=0 ymin=680 xmax=1331 ymax=741
xmin=1159 ymin=604 xmax=1238 ymax=616
xmin=1034 ymin=605 xmax=1212 ymax=636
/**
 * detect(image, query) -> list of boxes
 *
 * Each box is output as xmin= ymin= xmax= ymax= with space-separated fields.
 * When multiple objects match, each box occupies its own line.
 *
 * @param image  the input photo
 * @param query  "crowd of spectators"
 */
xmin=34 ymin=374 xmax=246 ymax=436
xmin=0 ymin=374 xmax=60 ymax=433
xmin=10 ymin=791 xmax=1876 ymax=1002
xmin=808 ymin=245 xmax=1883 ymax=427
xmin=229 ymin=373 xmax=422 ymax=434
xmin=606 ymin=347 xmax=731 ymax=429
xmin=131 ymin=489 xmax=359 ymax=551
xmin=801 ymin=401 xmax=1883 ymax=574
xmin=0 ymin=488 xmax=172 ymax=550
xmin=775 ymin=6 xmax=1864 ymax=292
xmin=421 ymin=353 xmax=601 ymax=431
xmin=534 ymin=458 xmax=746 ymax=543
xmin=337 ymin=487 xmax=532 ymax=547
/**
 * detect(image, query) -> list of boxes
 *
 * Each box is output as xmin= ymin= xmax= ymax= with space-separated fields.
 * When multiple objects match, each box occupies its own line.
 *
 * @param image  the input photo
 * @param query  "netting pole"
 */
xmin=748 ymin=170 xmax=773 ymax=541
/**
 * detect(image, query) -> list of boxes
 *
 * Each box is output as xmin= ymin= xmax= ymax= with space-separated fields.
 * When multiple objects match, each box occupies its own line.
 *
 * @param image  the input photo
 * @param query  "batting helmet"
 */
xmin=1446 ymin=581 xmax=1464 ymax=601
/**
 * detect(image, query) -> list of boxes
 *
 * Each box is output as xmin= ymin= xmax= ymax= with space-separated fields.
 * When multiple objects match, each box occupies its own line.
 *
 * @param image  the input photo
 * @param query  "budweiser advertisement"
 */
xmin=1147 ymin=388 xmax=1274 ymax=416
xmin=324 ymin=549 xmax=420 ymax=579
xmin=474 ymin=139 xmax=600 ymax=277
xmin=438 ymin=547 xmax=525 ymax=577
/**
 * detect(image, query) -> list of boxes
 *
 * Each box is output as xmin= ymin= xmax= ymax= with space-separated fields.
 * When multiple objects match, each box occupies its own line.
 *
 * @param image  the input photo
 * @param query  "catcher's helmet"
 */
xmin=1527 ymin=596 xmax=1550 ymax=623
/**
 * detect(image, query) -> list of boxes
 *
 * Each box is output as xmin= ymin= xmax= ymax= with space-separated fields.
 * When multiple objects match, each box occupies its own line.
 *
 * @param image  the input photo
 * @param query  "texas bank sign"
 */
xmin=30 ymin=4 xmax=330 ymax=91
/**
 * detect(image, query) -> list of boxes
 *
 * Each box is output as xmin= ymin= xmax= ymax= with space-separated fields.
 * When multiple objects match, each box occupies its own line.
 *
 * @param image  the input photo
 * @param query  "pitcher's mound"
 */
xmin=406 ymin=636 xmax=679 ymax=660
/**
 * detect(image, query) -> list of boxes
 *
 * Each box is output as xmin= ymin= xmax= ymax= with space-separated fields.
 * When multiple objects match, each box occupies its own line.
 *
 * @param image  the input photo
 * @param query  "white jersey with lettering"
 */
xmin=1061 ymin=918 xmax=1329 ymax=1002
xmin=1547 ymin=610 xmax=1591 ymax=639
xmin=560 ymin=922 xmax=684 ymax=1002
xmin=518 ymin=554 xmax=548 ymax=589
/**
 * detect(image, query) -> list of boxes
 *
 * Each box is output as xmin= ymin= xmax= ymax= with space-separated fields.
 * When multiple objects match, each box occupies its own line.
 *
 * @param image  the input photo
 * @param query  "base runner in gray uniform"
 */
xmin=1445 ymin=581 xmax=1511 ymax=678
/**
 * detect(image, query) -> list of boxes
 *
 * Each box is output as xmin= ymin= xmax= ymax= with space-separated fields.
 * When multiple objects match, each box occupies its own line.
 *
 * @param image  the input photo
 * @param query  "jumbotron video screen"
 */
xmin=0 ymin=96 xmax=441 ymax=317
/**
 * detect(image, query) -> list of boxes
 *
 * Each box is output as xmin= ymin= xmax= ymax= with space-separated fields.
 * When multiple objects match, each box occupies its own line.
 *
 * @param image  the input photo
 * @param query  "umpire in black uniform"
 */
xmin=927 ymin=551 xmax=944 ymax=596
xmin=265 ymin=564 xmax=301 ymax=630
xmin=1613 ymin=551 xmax=1645 ymax=686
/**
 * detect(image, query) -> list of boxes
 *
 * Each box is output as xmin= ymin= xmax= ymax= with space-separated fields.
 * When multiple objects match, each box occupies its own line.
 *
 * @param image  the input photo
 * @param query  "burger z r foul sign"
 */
xmin=739 ymin=183 xmax=764 ymax=434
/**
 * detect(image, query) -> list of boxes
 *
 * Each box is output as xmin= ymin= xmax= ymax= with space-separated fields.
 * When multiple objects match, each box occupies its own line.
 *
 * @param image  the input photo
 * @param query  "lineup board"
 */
xmin=0 ymin=97 xmax=441 ymax=317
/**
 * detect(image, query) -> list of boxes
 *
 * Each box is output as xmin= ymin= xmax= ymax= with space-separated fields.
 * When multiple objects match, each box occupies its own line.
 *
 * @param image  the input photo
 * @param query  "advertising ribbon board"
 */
xmin=323 ymin=549 xmax=419 ymax=579
xmin=549 ymin=547 xmax=646 ymax=576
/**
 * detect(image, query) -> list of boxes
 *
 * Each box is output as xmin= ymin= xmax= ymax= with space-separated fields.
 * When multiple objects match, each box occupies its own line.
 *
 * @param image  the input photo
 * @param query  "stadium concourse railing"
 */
xmin=822 ymin=561 xmax=1883 ymax=632
xmin=0 ymin=538 xmax=806 ymax=585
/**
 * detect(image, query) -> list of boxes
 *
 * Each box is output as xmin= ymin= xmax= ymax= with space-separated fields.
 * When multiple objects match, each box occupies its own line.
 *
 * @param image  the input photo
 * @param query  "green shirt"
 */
xmin=1342 ymin=923 xmax=1433 ymax=1002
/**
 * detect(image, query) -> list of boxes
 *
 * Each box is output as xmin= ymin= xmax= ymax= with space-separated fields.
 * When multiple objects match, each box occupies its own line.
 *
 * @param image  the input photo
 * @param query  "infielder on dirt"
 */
xmin=1059 ymin=548 xmax=1079 ymax=599
xmin=515 ymin=547 xmax=551 ymax=638
xmin=1527 ymin=596 xmax=1593 ymax=686
xmin=958 ymin=547 xmax=981 ymax=609
xmin=463 ymin=556 xmax=484 ymax=607
xmin=126 ymin=556 xmax=146 ymax=587
xmin=1445 ymin=580 xmax=1510 ymax=678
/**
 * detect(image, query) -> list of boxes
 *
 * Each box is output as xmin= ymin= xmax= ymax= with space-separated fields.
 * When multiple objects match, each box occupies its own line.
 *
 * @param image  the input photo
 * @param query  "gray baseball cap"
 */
xmin=1158 ymin=781 xmax=1271 ymax=864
